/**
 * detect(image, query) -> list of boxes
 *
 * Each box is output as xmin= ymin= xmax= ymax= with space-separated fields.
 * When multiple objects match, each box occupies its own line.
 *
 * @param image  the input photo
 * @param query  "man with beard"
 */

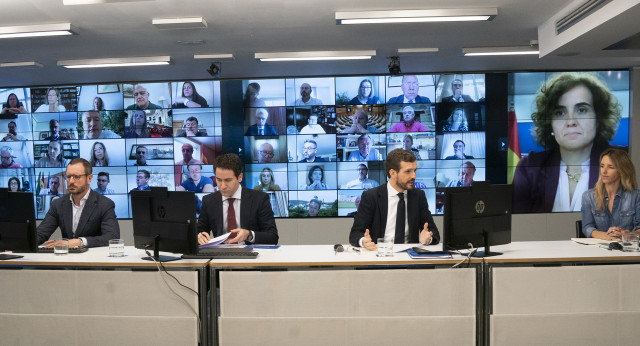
xmin=36 ymin=158 xmax=120 ymax=248
xmin=291 ymin=83 xmax=323 ymax=106
xmin=349 ymin=149 xmax=439 ymax=249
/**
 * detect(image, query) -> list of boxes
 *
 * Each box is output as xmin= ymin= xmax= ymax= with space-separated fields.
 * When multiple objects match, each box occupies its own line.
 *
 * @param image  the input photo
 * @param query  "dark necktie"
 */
xmin=395 ymin=193 xmax=405 ymax=244
xmin=227 ymin=198 xmax=237 ymax=232
xmin=259 ymin=128 xmax=263 ymax=136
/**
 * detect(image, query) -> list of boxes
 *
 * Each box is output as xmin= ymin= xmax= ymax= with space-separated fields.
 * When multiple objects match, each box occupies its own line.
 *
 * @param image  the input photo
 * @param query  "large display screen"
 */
xmin=508 ymin=71 xmax=630 ymax=213
xmin=3 ymin=70 xmax=622 ymax=219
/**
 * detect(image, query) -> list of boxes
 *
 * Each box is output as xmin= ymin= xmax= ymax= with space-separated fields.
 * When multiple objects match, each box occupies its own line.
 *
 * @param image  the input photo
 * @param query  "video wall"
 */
xmin=0 ymin=82 xmax=222 ymax=218
xmin=0 ymin=70 xmax=627 ymax=219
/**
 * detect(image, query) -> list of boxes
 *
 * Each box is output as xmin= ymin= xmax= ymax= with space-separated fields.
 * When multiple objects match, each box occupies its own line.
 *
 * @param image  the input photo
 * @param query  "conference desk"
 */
xmin=209 ymin=244 xmax=482 ymax=346
xmin=3 ymin=241 xmax=640 ymax=346
xmin=484 ymin=241 xmax=640 ymax=346
xmin=0 ymin=246 xmax=208 ymax=346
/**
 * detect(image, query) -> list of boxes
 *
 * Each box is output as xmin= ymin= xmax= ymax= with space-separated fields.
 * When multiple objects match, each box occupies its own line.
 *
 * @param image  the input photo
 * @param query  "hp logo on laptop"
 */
xmin=475 ymin=200 xmax=485 ymax=214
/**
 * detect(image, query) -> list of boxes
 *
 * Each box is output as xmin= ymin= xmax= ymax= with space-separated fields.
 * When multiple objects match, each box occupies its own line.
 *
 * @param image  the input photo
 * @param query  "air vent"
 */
xmin=555 ymin=0 xmax=612 ymax=34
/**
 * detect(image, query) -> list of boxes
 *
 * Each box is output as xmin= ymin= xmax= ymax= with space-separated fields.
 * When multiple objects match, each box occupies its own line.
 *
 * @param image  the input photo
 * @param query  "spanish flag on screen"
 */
xmin=507 ymin=109 xmax=521 ymax=184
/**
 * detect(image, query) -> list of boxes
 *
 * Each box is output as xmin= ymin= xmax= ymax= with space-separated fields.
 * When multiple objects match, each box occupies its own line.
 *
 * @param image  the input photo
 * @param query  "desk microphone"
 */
xmin=334 ymin=244 xmax=344 ymax=254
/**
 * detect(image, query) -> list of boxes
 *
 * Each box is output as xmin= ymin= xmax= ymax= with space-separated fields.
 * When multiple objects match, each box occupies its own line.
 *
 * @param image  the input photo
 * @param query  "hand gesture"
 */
xmin=362 ymin=229 xmax=377 ymax=251
xmin=419 ymin=222 xmax=433 ymax=245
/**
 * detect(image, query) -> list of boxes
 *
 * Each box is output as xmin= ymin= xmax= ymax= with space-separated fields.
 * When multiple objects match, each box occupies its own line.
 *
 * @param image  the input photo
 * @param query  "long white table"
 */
xmin=210 ymin=244 xmax=482 ymax=346
xmin=485 ymin=241 xmax=640 ymax=346
xmin=0 ymin=246 xmax=209 ymax=346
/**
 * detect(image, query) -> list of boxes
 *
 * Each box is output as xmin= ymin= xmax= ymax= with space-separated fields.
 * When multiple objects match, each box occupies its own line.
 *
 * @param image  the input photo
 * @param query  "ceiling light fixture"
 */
xmin=255 ymin=50 xmax=376 ymax=62
xmin=0 ymin=23 xmax=76 ymax=39
xmin=397 ymin=48 xmax=439 ymax=55
xmin=0 ymin=61 xmax=44 ymax=69
xmin=463 ymin=43 xmax=539 ymax=56
xmin=194 ymin=54 xmax=234 ymax=60
xmin=58 ymin=56 xmax=172 ymax=68
xmin=152 ymin=17 xmax=207 ymax=30
xmin=336 ymin=8 xmax=497 ymax=25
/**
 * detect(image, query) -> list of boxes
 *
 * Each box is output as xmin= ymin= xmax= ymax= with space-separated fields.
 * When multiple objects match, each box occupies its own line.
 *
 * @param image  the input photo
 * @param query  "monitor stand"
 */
xmin=471 ymin=230 xmax=503 ymax=257
xmin=141 ymin=235 xmax=181 ymax=262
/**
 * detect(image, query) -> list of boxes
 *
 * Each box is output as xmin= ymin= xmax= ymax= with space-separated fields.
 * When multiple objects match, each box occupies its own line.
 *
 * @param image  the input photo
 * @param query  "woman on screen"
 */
xmin=35 ymin=88 xmax=66 ymax=113
xmin=254 ymin=167 xmax=281 ymax=191
xmin=124 ymin=110 xmax=150 ymax=138
xmin=2 ymin=93 xmax=27 ymax=114
xmin=513 ymin=72 xmax=625 ymax=213
xmin=402 ymin=134 xmax=422 ymax=160
xmin=442 ymin=108 xmax=469 ymax=132
xmin=8 ymin=176 xmax=20 ymax=192
xmin=305 ymin=165 xmax=327 ymax=190
xmin=243 ymin=82 xmax=267 ymax=108
xmin=172 ymin=82 xmax=209 ymax=108
xmin=89 ymin=141 xmax=109 ymax=167
xmin=35 ymin=140 xmax=67 ymax=168
xmin=93 ymin=97 xmax=105 ymax=111
xmin=581 ymin=148 xmax=640 ymax=239
xmin=350 ymin=79 xmax=380 ymax=105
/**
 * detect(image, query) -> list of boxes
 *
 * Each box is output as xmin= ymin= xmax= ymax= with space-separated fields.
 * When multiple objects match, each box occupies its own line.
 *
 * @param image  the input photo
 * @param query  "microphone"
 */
xmin=334 ymin=244 xmax=344 ymax=254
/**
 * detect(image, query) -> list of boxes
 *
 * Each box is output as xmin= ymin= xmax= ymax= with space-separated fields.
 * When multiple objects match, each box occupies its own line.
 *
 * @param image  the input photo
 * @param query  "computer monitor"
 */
xmin=0 ymin=189 xmax=37 ymax=252
xmin=443 ymin=181 xmax=512 ymax=257
xmin=131 ymin=187 xmax=198 ymax=262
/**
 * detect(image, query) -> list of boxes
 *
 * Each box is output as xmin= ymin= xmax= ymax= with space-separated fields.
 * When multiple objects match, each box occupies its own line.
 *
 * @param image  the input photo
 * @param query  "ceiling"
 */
xmin=1 ymin=0 xmax=639 ymax=87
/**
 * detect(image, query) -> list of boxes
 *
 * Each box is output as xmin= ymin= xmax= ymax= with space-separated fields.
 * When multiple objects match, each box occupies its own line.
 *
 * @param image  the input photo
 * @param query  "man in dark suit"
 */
xmin=36 ymin=158 xmax=120 ymax=248
xmin=197 ymin=153 xmax=278 ymax=245
xmin=387 ymin=75 xmax=432 ymax=104
xmin=441 ymin=79 xmax=475 ymax=103
xmin=444 ymin=140 xmax=475 ymax=160
xmin=245 ymin=108 xmax=278 ymax=136
xmin=349 ymin=149 xmax=439 ymax=250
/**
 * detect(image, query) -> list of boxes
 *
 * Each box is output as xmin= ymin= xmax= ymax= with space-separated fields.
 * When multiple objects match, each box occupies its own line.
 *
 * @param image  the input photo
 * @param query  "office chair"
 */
xmin=575 ymin=220 xmax=586 ymax=238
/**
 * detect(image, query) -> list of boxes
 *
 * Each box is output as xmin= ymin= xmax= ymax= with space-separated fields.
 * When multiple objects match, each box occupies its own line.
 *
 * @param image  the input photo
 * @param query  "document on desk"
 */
xmin=199 ymin=233 xmax=231 ymax=248
xmin=571 ymin=238 xmax=613 ymax=245
xmin=406 ymin=249 xmax=453 ymax=259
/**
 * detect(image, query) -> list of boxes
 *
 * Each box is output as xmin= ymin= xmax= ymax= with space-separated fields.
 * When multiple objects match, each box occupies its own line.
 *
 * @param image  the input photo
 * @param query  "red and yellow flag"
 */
xmin=507 ymin=110 xmax=521 ymax=184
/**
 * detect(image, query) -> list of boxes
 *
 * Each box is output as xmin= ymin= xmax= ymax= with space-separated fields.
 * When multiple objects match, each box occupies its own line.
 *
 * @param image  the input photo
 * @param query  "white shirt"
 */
xmin=552 ymin=160 xmax=590 ymax=212
xmin=222 ymin=185 xmax=242 ymax=233
xmin=383 ymin=182 xmax=409 ymax=243
xmin=70 ymin=188 xmax=92 ymax=246
xmin=299 ymin=124 xmax=325 ymax=134
xmin=291 ymin=97 xmax=323 ymax=106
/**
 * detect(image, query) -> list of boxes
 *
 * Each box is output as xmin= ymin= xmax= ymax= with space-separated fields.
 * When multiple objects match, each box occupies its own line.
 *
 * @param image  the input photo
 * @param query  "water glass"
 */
xmin=376 ymin=238 xmax=393 ymax=257
xmin=109 ymin=239 xmax=125 ymax=257
xmin=54 ymin=238 xmax=69 ymax=256
xmin=621 ymin=233 xmax=639 ymax=252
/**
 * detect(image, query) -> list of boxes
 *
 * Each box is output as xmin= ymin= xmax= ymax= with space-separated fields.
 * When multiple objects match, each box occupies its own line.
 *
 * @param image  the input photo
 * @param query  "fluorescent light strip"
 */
xmin=63 ymin=61 xmax=170 ymax=68
xmin=340 ymin=16 xmax=490 ymax=24
xmin=194 ymin=54 xmax=234 ymax=60
xmin=336 ymin=8 xmax=497 ymax=25
xmin=464 ymin=51 xmax=539 ymax=56
xmin=58 ymin=56 xmax=172 ymax=68
xmin=0 ymin=23 xmax=75 ymax=39
xmin=256 ymin=50 xmax=375 ymax=62
xmin=259 ymin=56 xmax=372 ymax=62
xmin=0 ymin=31 xmax=73 ymax=39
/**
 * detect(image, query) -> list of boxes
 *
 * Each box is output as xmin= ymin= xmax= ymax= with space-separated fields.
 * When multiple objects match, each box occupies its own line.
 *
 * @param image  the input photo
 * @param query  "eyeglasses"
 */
xmin=259 ymin=151 xmax=274 ymax=157
xmin=133 ymin=91 xmax=148 ymax=97
xmin=453 ymin=83 xmax=463 ymax=87
xmin=1 ymin=156 xmax=11 ymax=160
xmin=303 ymin=146 xmax=317 ymax=151
xmin=66 ymin=174 xmax=87 ymax=181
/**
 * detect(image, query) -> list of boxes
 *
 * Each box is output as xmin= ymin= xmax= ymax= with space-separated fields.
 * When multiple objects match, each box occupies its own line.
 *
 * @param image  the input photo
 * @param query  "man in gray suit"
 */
xmin=37 ymin=158 xmax=120 ymax=248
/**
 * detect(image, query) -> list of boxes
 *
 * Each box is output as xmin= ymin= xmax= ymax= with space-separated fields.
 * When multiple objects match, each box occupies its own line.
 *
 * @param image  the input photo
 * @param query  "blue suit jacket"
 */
xmin=387 ymin=95 xmax=432 ymax=104
xmin=197 ymin=187 xmax=279 ymax=244
xmin=349 ymin=184 xmax=439 ymax=246
xmin=36 ymin=190 xmax=120 ymax=247
xmin=245 ymin=124 xmax=278 ymax=136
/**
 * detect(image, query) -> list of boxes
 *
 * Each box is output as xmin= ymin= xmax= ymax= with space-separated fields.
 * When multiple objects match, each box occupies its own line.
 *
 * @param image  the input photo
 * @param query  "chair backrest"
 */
xmin=575 ymin=220 xmax=585 ymax=238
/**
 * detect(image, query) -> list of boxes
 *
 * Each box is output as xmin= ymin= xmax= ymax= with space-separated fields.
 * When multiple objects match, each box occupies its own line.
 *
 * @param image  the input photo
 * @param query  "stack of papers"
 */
xmin=571 ymin=238 xmax=612 ymax=245
xmin=406 ymin=249 xmax=453 ymax=259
